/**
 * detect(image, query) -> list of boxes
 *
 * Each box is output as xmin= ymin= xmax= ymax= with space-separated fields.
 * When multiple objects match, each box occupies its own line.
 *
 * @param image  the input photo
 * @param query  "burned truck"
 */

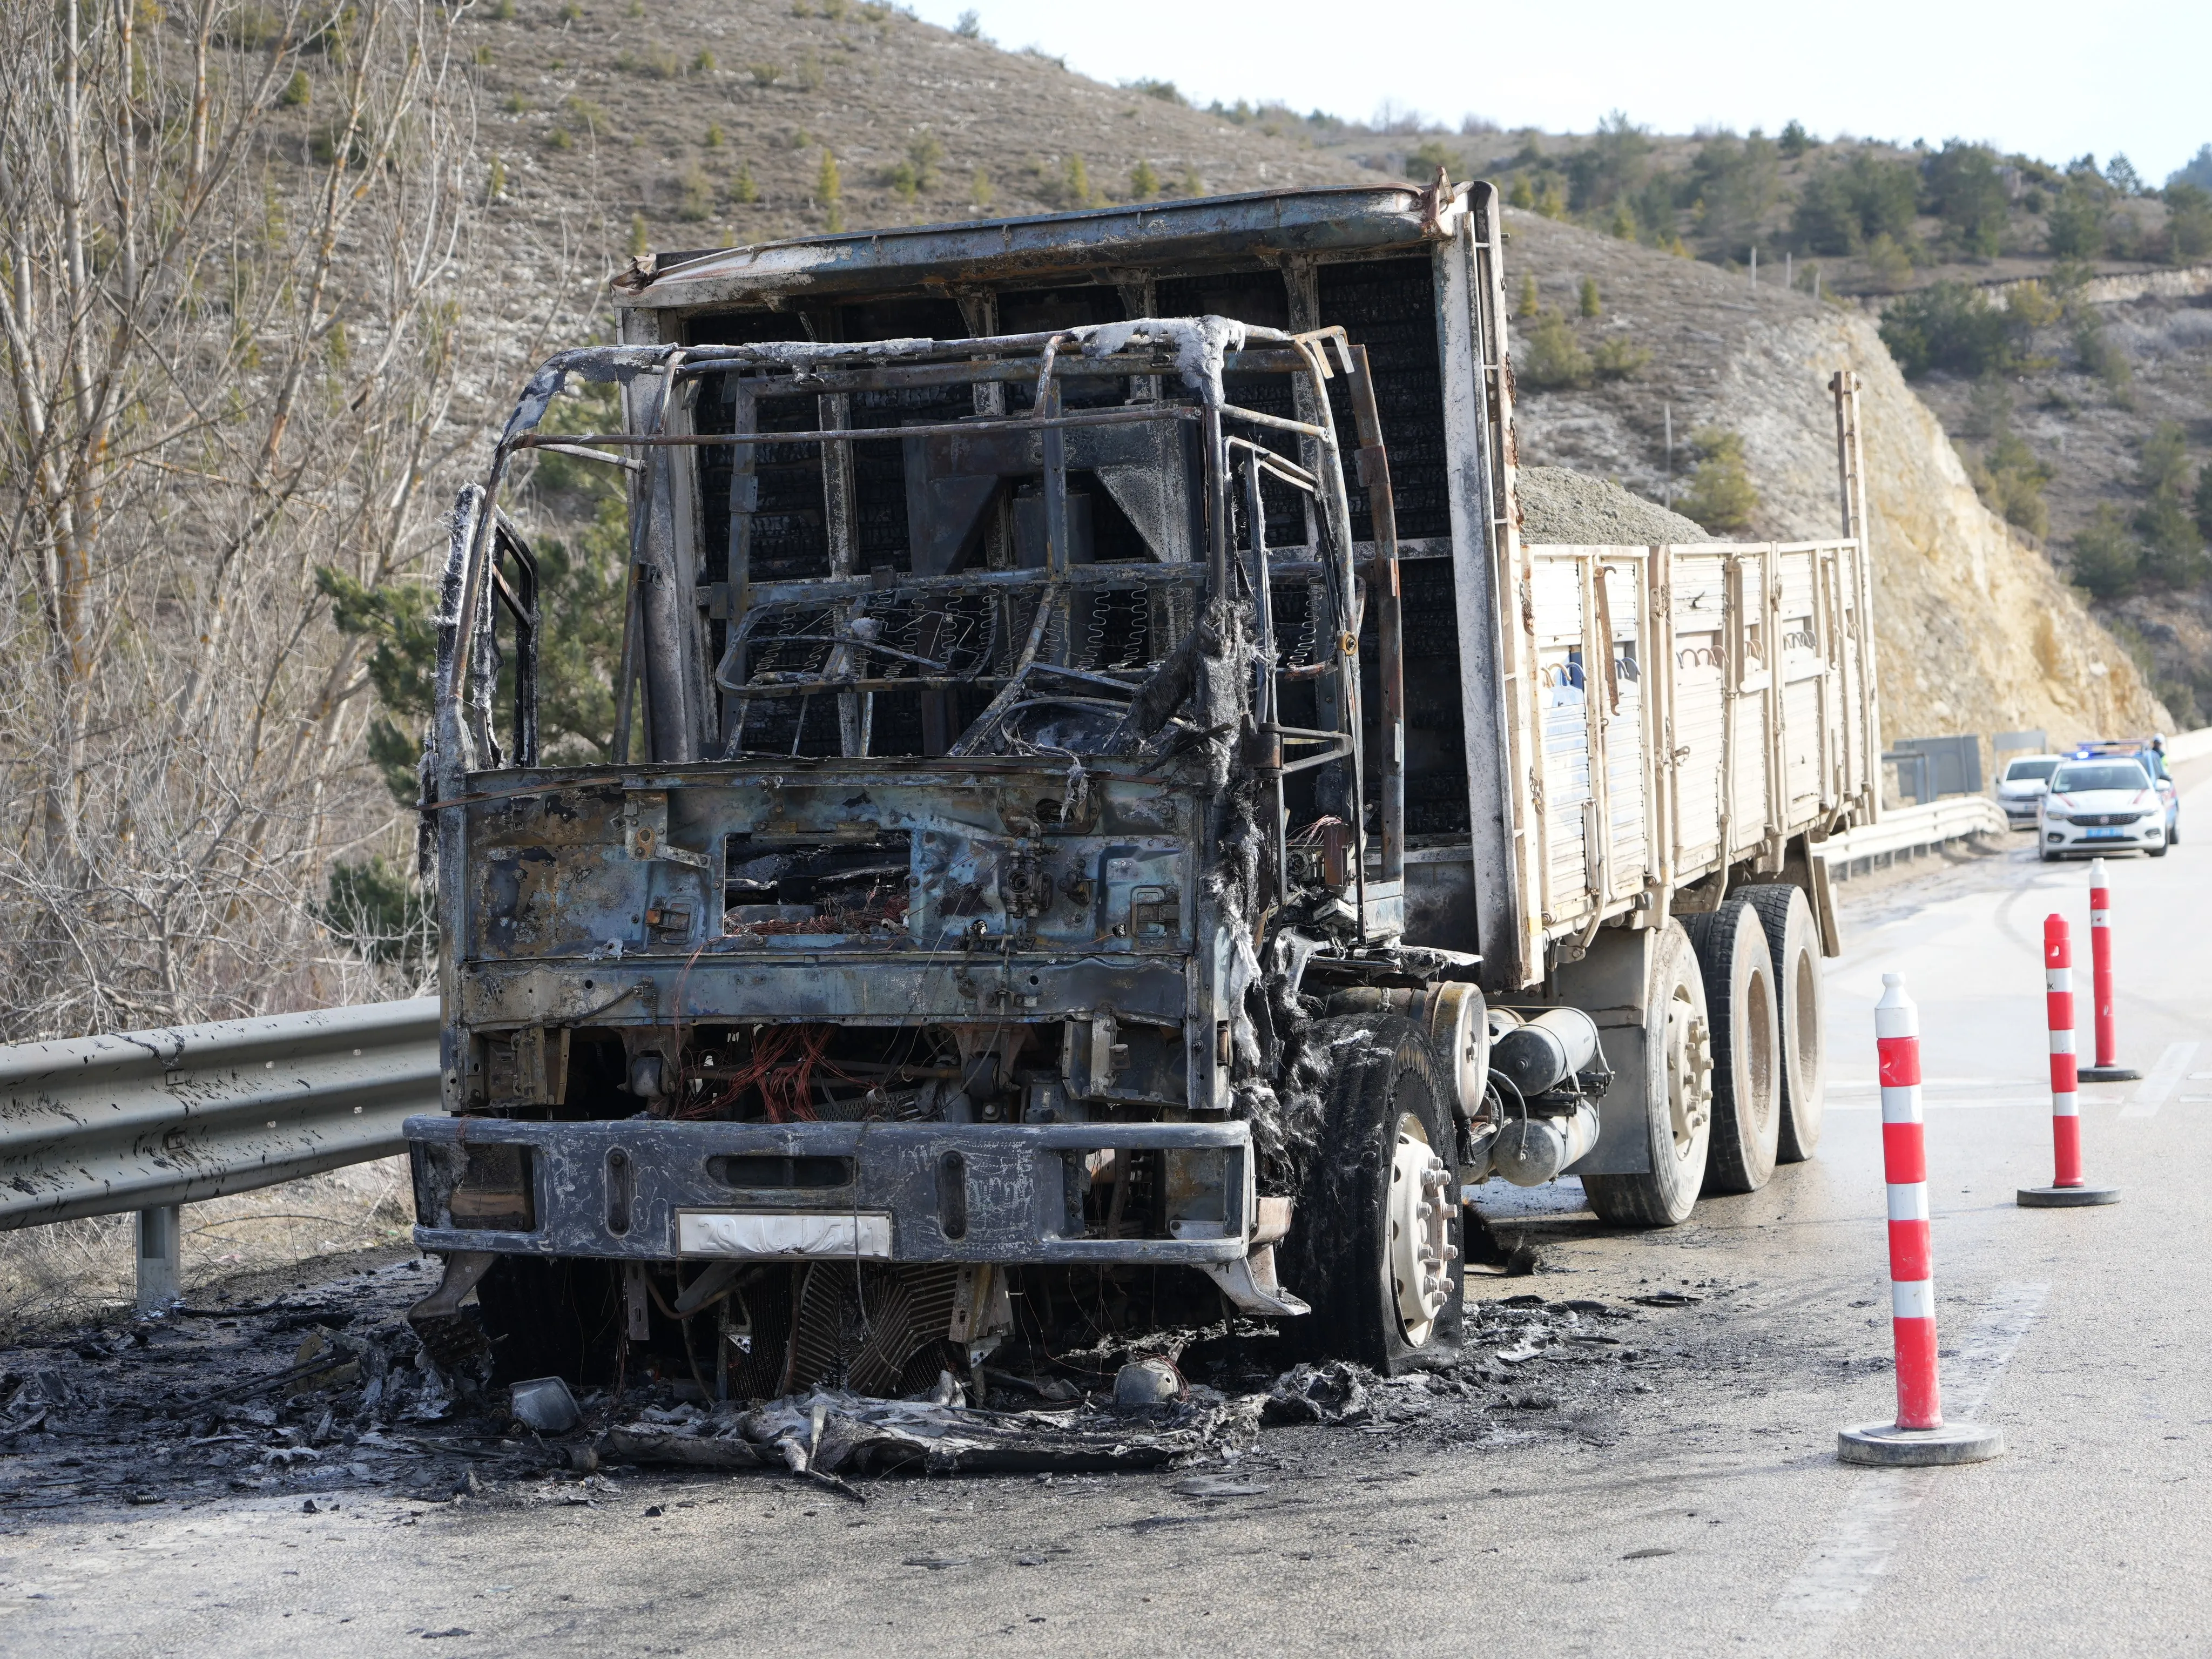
xmin=404 ymin=177 xmax=1880 ymax=1392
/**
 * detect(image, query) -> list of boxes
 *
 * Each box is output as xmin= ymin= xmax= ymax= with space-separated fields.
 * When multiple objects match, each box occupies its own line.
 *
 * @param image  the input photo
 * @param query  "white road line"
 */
xmin=2120 ymin=1042 xmax=2201 ymax=1119
xmin=1759 ymin=1283 xmax=2047 ymax=1656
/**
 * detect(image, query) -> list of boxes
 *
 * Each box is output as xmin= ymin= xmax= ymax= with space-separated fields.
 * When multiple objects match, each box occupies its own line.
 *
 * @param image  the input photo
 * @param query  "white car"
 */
xmin=2039 ymin=758 xmax=2168 ymax=860
xmin=1995 ymin=753 xmax=2063 ymax=829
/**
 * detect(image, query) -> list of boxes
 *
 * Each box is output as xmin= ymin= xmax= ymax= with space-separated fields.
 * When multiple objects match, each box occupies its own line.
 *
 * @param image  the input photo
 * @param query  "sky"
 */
xmin=910 ymin=1 xmax=2212 ymax=184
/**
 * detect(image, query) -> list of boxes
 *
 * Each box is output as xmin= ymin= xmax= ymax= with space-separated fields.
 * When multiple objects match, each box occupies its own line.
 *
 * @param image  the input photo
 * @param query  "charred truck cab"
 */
xmin=407 ymin=178 xmax=1878 ymax=1392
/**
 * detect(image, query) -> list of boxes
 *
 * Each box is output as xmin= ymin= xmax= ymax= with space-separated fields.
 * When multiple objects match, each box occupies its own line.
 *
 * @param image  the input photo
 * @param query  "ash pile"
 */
xmin=0 ymin=1264 xmax=1680 ymax=1515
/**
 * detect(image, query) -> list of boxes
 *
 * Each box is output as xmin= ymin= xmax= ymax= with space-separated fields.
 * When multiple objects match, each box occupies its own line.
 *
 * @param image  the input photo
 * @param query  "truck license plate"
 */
xmin=675 ymin=1210 xmax=894 ymax=1258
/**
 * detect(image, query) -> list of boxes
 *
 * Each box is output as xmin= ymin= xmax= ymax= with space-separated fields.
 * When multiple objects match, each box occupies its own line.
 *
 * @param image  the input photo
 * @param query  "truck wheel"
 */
xmin=1680 ymin=899 xmax=1782 ymax=1193
xmin=1739 ymin=883 xmax=1826 ymax=1162
xmin=1281 ymin=1015 xmax=1464 ymax=1374
xmin=1583 ymin=920 xmax=1713 ymax=1226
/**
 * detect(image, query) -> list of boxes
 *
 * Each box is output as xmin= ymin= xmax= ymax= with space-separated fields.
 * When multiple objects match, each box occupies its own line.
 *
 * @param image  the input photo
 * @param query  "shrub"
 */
xmin=1606 ymin=202 xmax=1636 ymax=240
xmin=2072 ymin=315 xmax=2132 ymax=393
xmin=1178 ymin=164 xmax=1203 ymax=198
xmin=1879 ymin=282 xmax=2027 ymax=378
xmin=732 ymin=161 xmax=758 ymax=204
xmin=1967 ymin=420 xmax=2051 ymax=537
xmin=278 ymin=70 xmax=311 ymax=108
xmin=1862 ymin=232 xmax=1914 ymax=289
xmin=676 ymin=164 xmax=713 ymax=222
xmin=693 ymin=49 xmax=716 ymax=73
xmin=1507 ymin=176 xmax=1534 ymax=211
xmin=2006 ymin=280 xmax=2060 ymax=328
xmin=1578 ymin=276 xmax=1600 ymax=318
xmin=1925 ymin=140 xmax=2009 ymax=259
xmin=2137 ymin=421 xmax=2189 ymax=496
xmin=487 ymin=155 xmax=507 ymax=199
xmin=1130 ymin=159 xmax=1159 ymax=201
xmin=2069 ymin=503 xmax=2138 ymax=597
xmin=798 ymin=50 xmax=824 ymax=92
xmin=748 ymin=62 xmax=782 ymax=86
xmin=1535 ymin=178 xmax=1568 ymax=219
xmin=1680 ymin=428 xmax=1757 ymax=532
xmin=2135 ymin=491 xmax=2206 ymax=586
xmin=2196 ymin=464 xmax=2212 ymax=545
xmin=1592 ymin=336 xmax=1650 ymax=380
xmin=886 ymin=159 xmax=918 ymax=204
xmin=318 ymin=859 xmax=436 ymax=968
xmin=1519 ymin=312 xmax=1593 ymax=389
xmin=1791 ymin=152 xmax=1917 ymax=254
xmin=1778 ymin=119 xmax=1813 ymax=158
xmin=908 ymin=131 xmax=944 ymax=192
xmin=1124 ymin=77 xmax=1184 ymax=104
xmin=1515 ymin=271 xmax=1539 ymax=318
xmin=954 ymin=9 xmax=982 ymax=38
xmin=628 ymin=212 xmax=649 ymax=257
xmin=2045 ymin=178 xmax=2109 ymax=258
xmin=503 ymin=91 xmax=528 ymax=114
xmin=557 ymin=0 xmax=581 ymax=18
xmin=1406 ymin=138 xmax=1460 ymax=181
xmin=815 ymin=148 xmax=841 ymax=204
xmin=2166 ymin=183 xmax=2212 ymax=261
xmin=489 ymin=0 xmax=515 ymax=16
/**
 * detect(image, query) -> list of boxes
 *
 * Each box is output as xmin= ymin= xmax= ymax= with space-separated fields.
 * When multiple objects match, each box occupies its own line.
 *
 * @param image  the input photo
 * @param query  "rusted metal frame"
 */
xmin=1763 ymin=545 xmax=1787 ymax=869
xmin=612 ymin=558 xmax=649 ymax=765
xmin=667 ymin=345 xmax=1311 ymax=397
xmin=1242 ymin=451 xmax=1287 ymax=909
xmin=1341 ymin=345 xmax=1404 ymax=886
xmin=511 ymin=404 xmax=1202 ymax=453
xmin=1284 ymin=334 xmax=1367 ymax=933
xmin=816 ymin=390 xmax=871 ymax=757
xmin=744 ymin=562 xmax=1205 ymax=607
xmin=721 ymin=381 xmax=759 ymax=754
xmin=661 ymin=322 xmax=1297 ymax=372
xmin=1224 ymin=434 xmax=1317 ymax=492
xmin=952 ymin=290 xmax=1006 ymax=419
xmin=1112 ymin=274 xmax=1161 ymax=401
xmin=944 ymin=581 xmax=1064 ymax=758
xmin=489 ymin=515 xmax=540 ymax=767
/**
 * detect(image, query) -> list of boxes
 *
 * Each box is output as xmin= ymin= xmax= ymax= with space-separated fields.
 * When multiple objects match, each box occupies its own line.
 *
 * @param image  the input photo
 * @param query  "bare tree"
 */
xmin=0 ymin=0 xmax=529 ymax=1036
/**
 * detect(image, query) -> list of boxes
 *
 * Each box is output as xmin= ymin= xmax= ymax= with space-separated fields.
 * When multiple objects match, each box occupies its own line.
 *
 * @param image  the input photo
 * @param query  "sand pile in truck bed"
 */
xmin=1515 ymin=467 xmax=1711 ymax=545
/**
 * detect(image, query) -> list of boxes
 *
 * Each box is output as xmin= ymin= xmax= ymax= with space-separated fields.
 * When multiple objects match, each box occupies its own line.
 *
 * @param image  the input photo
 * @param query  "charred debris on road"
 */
xmin=0 ymin=1257 xmax=1709 ymax=1515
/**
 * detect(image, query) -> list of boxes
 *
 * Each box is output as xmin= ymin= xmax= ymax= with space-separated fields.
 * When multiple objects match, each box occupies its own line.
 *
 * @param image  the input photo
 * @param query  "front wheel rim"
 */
xmin=1386 ymin=1114 xmax=1453 ymax=1345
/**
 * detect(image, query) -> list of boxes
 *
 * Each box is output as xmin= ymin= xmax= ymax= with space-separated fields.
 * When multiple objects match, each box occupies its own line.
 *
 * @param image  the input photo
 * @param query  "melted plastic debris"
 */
xmin=1073 ymin=317 xmax=1249 ymax=407
xmin=608 ymin=1383 xmax=1263 ymax=1481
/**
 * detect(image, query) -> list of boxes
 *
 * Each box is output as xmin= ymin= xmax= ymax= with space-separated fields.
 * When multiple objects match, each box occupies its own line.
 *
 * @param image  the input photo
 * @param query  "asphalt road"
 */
xmin=6 ymin=779 xmax=2210 ymax=1657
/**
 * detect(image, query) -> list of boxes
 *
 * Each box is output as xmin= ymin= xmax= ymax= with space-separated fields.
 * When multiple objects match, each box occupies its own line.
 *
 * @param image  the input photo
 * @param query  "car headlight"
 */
xmin=2043 ymin=813 xmax=2070 ymax=824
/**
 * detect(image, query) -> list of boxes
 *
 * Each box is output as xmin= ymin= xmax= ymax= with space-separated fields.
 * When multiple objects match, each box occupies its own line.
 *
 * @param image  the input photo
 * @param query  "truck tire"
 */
xmin=1583 ymin=920 xmax=1714 ymax=1227
xmin=1680 ymin=899 xmax=1782 ymax=1193
xmin=1740 ymin=883 xmax=1825 ymax=1162
xmin=1280 ymin=1015 xmax=1464 ymax=1374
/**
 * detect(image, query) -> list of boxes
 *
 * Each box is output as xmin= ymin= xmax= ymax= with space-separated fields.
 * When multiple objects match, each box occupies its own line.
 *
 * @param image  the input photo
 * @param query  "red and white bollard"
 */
xmin=2019 ymin=915 xmax=2121 ymax=1208
xmin=2078 ymin=859 xmax=2140 ymax=1083
xmin=1839 ymin=973 xmax=2003 ymax=1465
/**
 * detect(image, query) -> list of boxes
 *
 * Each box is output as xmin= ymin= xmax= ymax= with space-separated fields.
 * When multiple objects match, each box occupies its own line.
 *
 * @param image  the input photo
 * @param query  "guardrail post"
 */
xmin=134 ymin=1204 xmax=181 ymax=1313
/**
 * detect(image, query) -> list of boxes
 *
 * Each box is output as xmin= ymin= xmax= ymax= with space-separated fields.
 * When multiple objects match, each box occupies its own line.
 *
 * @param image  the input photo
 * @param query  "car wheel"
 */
xmin=2148 ymin=840 xmax=2168 ymax=858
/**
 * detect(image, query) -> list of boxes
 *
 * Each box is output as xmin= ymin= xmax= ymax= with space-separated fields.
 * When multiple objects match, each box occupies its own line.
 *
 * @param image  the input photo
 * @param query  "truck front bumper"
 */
xmin=406 ymin=1114 xmax=1256 ymax=1266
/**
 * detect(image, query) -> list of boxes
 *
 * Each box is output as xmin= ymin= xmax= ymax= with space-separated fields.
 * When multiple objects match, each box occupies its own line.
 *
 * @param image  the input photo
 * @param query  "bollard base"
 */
xmin=1838 ymin=1420 xmax=2005 ymax=1467
xmin=2017 ymin=1184 xmax=2121 ymax=1207
xmin=2077 ymin=1065 xmax=2141 ymax=1082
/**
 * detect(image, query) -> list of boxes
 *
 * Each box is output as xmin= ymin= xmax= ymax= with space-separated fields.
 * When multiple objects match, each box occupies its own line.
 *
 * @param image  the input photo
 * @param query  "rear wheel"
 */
xmin=1740 ymin=883 xmax=1826 ymax=1162
xmin=1281 ymin=1016 xmax=1464 ymax=1373
xmin=1583 ymin=921 xmax=1713 ymax=1226
xmin=1681 ymin=898 xmax=1782 ymax=1193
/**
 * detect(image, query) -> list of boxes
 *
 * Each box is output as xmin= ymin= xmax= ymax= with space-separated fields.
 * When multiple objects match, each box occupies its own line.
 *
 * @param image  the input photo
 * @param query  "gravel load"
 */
xmin=1517 ymin=466 xmax=1710 ymax=545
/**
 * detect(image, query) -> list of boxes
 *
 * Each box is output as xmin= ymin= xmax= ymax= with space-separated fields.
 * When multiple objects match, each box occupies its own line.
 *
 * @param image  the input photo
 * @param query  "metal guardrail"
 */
xmin=1818 ymin=796 xmax=2008 ymax=869
xmin=0 ymin=998 xmax=441 ymax=1305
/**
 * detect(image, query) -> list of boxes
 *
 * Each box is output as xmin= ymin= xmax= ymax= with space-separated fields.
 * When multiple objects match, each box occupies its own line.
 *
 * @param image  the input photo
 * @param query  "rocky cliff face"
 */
xmin=1503 ymin=210 xmax=2171 ymax=753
